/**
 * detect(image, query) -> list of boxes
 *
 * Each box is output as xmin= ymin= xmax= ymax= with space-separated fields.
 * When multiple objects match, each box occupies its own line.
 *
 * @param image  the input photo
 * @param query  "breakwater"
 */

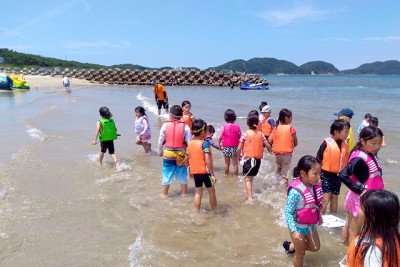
xmin=0 ymin=67 xmax=268 ymax=87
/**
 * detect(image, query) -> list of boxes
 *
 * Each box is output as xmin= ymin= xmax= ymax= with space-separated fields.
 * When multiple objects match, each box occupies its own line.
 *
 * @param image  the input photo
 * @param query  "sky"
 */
xmin=1 ymin=0 xmax=400 ymax=71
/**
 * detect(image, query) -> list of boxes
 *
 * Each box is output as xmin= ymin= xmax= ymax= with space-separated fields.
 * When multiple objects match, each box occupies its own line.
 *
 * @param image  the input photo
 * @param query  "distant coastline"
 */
xmin=1 ymin=48 xmax=400 ymax=75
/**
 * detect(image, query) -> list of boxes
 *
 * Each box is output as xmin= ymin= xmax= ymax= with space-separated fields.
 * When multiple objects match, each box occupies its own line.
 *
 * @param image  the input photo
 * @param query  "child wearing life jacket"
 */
xmin=258 ymin=101 xmax=268 ymax=113
xmin=92 ymin=106 xmax=120 ymax=167
xmin=268 ymin=108 xmax=298 ymax=187
xmin=370 ymin=116 xmax=386 ymax=147
xmin=218 ymin=109 xmax=241 ymax=176
xmin=204 ymin=125 xmax=220 ymax=151
xmin=181 ymin=100 xmax=195 ymax=131
xmin=134 ymin=106 xmax=151 ymax=153
xmin=338 ymin=126 xmax=384 ymax=245
xmin=158 ymin=105 xmax=192 ymax=197
xmin=237 ymin=115 xmax=272 ymax=201
xmin=346 ymin=190 xmax=400 ymax=267
xmin=316 ymin=119 xmax=350 ymax=214
xmin=334 ymin=108 xmax=355 ymax=151
xmin=259 ymin=105 xmax=275 ymax=139
xmin=187 ymin=119 xmax=217 ymax=212
xmin=357 ymin=113 xmax=372 ymax=133
xmin=283 ymin=155 xmax=323 ymax=267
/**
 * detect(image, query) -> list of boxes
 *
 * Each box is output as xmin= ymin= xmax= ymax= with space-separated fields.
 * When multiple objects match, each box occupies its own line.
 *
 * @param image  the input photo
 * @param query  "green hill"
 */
xmin=207 ymin=57 xmax=304 ymax=74
xmin=342 ymin=60 xmax=400 ymax=75
xmin=1 ymin=48 xmax=400 ymax=75
xmin=0 ymin=48 xmax=105 ymax=69
xmin=299 ymin=61 xmax=340 ymax=75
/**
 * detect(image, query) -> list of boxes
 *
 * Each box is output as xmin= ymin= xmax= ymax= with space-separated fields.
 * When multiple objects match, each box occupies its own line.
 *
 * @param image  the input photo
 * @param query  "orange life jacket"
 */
xmin=164 ymin=120 xmax=186 ymax=149
xmin=243 ymin=130 xmax=264 ymax=158
xmin=181 ymin=113 xmax=194 ymax=130
xmin=322 ymin=137 xmax=349 ymax=173
xmin=261 ymin=116 xmax=275 ymax=137
xmin=153 ymin=84 xmax=166 ymax=100
xmin=347 ymin=236 xmax=400 ymax=267
xmin=187 ymin=140 xmax=207 ymax=174
xmin=272 ymin=125 xmax=294 ymax=154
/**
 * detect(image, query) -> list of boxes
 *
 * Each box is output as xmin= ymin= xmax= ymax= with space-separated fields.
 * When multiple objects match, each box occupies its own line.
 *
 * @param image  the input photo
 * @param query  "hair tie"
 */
xmin=193 ymin=125 xmax=205 ymax=134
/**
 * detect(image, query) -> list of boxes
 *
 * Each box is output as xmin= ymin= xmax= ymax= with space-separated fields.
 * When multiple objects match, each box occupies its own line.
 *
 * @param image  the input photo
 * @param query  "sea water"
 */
xmin=0 ymin=76 xmax=399 ymax=266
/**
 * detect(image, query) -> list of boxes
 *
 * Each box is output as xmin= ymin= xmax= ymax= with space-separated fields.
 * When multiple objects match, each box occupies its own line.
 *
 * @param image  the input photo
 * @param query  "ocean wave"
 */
xmin=26 ymin=128 xmax=48 ymax=142
xmin=136 ymin=92 xmax=159 ymax=116
xmin=95 ymin=171 xmax=132 ymax=184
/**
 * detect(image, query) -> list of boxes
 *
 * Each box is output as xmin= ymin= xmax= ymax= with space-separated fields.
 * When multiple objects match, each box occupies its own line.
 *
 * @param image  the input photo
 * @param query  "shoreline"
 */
xmin=24 ymin=75 xmax=99 ymax=90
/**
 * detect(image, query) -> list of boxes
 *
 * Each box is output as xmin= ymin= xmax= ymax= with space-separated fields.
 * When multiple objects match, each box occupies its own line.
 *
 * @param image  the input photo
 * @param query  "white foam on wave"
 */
xmin=136 ymin=92 xmax=158 ymax=116
xmin=136 ymin=92 xmax=169 ymax=119
xmin=26 ymin=128 xmax=48 ymax=142
xmin=87 ymin=153 xmax=99 ymax=162
xmin=128 ymin=229 xmax=189 ymax=266
xmin=95 ymin=171 xmax=132 ymax=185
xmin=115 ymin=162 xmax=131 ymax=172
xmin=385 ymin=158 xmax=398 ymax=165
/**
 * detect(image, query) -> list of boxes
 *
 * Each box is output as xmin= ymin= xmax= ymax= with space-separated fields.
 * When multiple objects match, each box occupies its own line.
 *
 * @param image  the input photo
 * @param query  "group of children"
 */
xmin=92 ymin=98 xmax=399 ymax=266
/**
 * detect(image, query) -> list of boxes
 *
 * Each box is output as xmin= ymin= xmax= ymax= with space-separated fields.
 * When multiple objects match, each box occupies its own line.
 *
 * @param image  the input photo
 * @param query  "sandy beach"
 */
xmin=24 ymin=75 xmax=98 ymax=91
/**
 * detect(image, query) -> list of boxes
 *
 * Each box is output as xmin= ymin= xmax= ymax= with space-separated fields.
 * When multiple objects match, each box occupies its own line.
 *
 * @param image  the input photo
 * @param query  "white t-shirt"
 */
xmin=62 ymin=77 xmax=70 ymax=85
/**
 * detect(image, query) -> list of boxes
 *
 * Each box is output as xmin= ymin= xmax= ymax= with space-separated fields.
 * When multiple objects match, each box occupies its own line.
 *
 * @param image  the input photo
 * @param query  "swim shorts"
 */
xmin=222 ymin=146 xmax=238 ymax=158
xmin=296 ymin=225 xmax=316 ymax=236
xmin=157 ymin=100 xmax=168 ymax=110
xmin=100 ymin=140 xmax=115 ymax=154
xmin=163 ymin=150 xmax=186 ymax=166
xmin=321 ymin=171 xmax=341 ymax=195
xmin=162 ymin=158 xmax=188 ymax=185
xmin=136 ymin=133 xmax=151 ymax=142
xmin=344 ymin=190 xmax=361 ymax=217
xmin=243 ymin=158 xmax=261 ymax=176
xmin=193 ymin=173 xmax=213 ymax=188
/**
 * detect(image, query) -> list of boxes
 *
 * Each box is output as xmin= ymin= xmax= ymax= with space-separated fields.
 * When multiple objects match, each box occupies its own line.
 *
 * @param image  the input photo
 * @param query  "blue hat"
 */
xmin=334 ymin=108 xmax=354 ymax=118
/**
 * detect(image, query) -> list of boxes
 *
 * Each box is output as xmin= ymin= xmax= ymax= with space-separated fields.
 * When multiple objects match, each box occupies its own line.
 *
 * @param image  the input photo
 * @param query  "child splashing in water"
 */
xmin=283 ymin=155 xmax=323 ymax=267
xmin=269 ymin=108 xmax=298 ymax=186
xmin=134 ymin=106 xmax=151 ymax=153
xmin=218 ymin=109 xmax=241 ymax=176
xmin=238 ymin=115 xmax=271 ymax=201
xmin=346 ymin=190 xmax=400 ymax=267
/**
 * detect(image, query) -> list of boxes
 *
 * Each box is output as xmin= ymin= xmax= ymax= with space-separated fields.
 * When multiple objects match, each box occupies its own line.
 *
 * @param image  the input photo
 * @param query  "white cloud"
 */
xmin=324 ymin=36 xmax=353 ymax=42
xmin=363 ymin=35 xmax=400 ymax=42
xmin=259 ymin=6 xmax=330 ymax=26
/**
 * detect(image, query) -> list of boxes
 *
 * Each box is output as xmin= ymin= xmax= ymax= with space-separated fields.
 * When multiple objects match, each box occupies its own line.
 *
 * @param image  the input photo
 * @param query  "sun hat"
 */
xmin=99 ymin=106 xmax=112 ymax=119
xmin=261 ymin=105 xmax=271 ymax=113
xmin=334 ymin=108 xmax=354 ymax=118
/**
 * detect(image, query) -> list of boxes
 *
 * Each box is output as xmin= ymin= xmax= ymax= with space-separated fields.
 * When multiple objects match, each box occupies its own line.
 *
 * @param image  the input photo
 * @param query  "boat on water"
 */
xmin=240 ymin=81 xmax=269 ymax=90
xmin=0 ymin=74 xmax=13 ymax=90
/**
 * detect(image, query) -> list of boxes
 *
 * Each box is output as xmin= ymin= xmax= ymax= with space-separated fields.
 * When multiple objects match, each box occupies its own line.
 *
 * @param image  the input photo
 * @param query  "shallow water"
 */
xmin=0 ymin=76 xmax=399 ymax=266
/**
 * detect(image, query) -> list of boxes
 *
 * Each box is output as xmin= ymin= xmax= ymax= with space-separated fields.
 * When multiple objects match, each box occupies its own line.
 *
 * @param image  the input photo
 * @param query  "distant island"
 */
xmin=1 ymin=48 xmax=400 ymax=75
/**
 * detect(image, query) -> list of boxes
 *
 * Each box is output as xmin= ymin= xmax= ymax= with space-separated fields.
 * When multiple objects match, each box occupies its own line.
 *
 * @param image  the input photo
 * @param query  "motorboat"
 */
xmin=240 ymin=81 xmax=269 ymax=90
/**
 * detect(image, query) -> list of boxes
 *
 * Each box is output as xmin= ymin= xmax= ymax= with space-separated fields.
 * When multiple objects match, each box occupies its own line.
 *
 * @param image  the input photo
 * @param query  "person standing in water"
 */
xmin=283 ymin=155 xmax=323 ymax=267
xmin=62 ymin=76 xmax=70 ymax=93
xmin=187 ymin=119 xmax=217 ymax=212
xmin=339 ymin=126 xmax=384 ymax=245
xmin=92 ymin=107 xmax=120 ymax=167
xmin=153 ymin=82 xmax=168 ymax=115
xmin=158 ymin=105 xmax=192 ymax=197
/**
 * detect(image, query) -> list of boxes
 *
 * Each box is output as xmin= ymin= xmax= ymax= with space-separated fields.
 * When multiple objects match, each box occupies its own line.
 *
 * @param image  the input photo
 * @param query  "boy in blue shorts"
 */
xmin=187 ymin=119 xmax=217 ymax=212
xmin=158 ymin=105 xmax=192 ymax=197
